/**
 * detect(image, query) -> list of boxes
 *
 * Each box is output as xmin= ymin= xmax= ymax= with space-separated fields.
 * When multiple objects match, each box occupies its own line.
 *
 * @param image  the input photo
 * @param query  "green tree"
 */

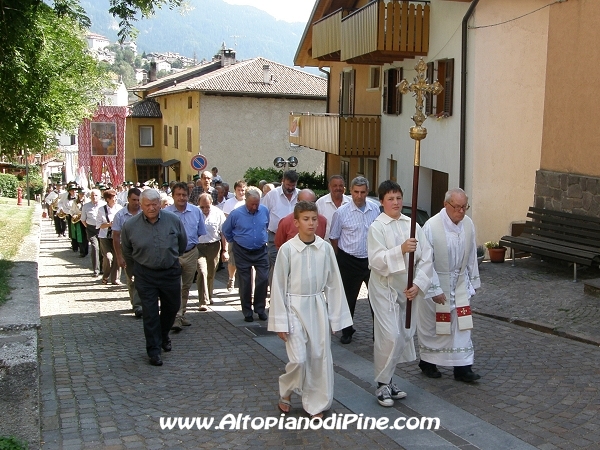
xmin=0 ymin=0 xmax=184 ymax=157
xmin=0 ymin=0 xmax=109 ymax=157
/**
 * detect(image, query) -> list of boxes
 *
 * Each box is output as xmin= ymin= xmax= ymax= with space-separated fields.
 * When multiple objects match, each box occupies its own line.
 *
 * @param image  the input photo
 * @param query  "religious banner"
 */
xmin=78 ymin=106 xmax=127 ymax=186
xmin=91 ymin=122 xmax=117 ymax=156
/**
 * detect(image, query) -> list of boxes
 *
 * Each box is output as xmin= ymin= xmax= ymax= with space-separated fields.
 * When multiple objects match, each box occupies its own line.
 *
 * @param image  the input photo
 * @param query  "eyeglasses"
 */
xmin=447 ymin=202 xmax=470 ymax=212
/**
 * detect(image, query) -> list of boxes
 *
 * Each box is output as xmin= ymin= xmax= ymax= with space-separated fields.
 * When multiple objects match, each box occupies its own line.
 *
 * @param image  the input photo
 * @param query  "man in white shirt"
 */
xmin=316 ymin=175 xmax=351 ymax=241
xmin=197 ymin=194 xmax=228 ymax=308
xmin=261 ymin=170 xmax=300 ymax=281
xmin=222 ymin=180 xmax=247 ymax=291
xmin=80 ymin=189 xmax=105 ymax=277
xmin=329 ymin=176 xmax=379 ymax=344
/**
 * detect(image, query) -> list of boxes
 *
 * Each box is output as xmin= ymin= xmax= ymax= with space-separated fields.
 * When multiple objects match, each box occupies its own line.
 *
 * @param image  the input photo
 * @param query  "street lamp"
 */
xmin=273 ymin=156 xmax=298 ymax=170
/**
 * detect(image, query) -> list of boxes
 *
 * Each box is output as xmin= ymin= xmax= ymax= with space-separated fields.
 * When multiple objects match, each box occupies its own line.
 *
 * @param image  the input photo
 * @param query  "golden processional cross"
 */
xmin=398 ymin=58 xmax=443 ymax=329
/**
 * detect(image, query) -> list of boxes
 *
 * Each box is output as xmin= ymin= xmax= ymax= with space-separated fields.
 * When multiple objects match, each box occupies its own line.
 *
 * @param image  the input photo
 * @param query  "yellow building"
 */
xmin=126 ymin=48 xmax=327 ymax=185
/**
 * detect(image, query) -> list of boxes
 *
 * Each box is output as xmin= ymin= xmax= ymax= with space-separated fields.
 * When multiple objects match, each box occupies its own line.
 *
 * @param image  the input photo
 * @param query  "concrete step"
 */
xmin=583 ymin=278 xmax=600 ymax=297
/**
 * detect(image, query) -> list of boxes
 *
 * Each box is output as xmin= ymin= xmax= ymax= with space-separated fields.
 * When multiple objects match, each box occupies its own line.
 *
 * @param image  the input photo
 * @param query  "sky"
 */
xmin=222 ymin=0 xmax=315 ymax=23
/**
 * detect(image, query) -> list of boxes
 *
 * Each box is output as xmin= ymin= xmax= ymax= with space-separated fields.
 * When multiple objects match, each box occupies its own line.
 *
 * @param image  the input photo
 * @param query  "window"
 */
xmin=139 ymin=126 xmax=154 ymax=147
xmin=164 ymin=98 xmax=167 ymax=109
xmin=174 ymin=126 xmax=179 ymax=149
xmin=383 ymin=67 xmax=402 ymax=115
xmin=169 ymin=126 xmax=172 ymax=135
xmin=188 ymin=96 xmax=193 ymax=109
xmin=388 ymin=157 xmax=397 ymax=182
xmin=70 ymin=134 xmax=76 ymax=145
xmin=340 ymin=159 xmax=350 ymax=189
xmin=339 ymin=69 xmax=355 ymax=116
xmin=163 ymin=125 xmax=168 ymax=146
xmin=369 ymin=67 xmax=381 ymax=89
xmin=187 ymin=127 xmax=192 ymax=152
xmin=136 ymin=164 xmax=159 ymax=182
xmin=425 ymin=59 xmax=454 ymax=117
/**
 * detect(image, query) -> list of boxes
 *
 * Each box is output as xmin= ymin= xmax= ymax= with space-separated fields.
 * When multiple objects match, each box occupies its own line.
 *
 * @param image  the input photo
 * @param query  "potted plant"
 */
xmin=485 ymin=241 xmax=506 ymax=263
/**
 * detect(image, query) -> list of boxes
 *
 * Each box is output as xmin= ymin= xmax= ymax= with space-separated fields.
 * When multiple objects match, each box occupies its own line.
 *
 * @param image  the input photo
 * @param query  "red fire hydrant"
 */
xmin=17 ymin=187 xmax=23 ymax=206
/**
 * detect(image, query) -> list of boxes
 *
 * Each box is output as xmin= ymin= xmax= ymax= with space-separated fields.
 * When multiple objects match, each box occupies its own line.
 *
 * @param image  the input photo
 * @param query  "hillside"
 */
xmin=80 ymin=0 xmax=309 ymax=67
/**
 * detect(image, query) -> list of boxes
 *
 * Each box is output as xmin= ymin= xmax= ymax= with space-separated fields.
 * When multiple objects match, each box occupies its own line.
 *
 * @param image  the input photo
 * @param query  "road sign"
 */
xmin=191 ymin=154 xmax=208 ymax=172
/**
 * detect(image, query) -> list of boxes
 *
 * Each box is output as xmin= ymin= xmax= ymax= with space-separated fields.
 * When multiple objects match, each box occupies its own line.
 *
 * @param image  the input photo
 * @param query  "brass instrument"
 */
xmin=57 ymin=210 xmax=67 ymax=219
xmin=71 ymin=200 xmax=83 ymax=223
xmin=51 ymin=197 xmax=59 ymax=211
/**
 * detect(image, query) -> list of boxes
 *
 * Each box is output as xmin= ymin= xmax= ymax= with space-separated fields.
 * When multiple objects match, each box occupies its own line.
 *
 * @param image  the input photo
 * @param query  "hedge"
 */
xmin=0 ymin=174 xmax=18 ymax=198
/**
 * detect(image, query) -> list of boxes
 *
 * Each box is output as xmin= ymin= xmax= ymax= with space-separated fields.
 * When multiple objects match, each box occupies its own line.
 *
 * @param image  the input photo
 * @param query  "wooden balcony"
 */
xmin=289 ymin=113 xmax=380 ymax=157
xmin=312 ymin=9 xmax=347 ymax=61
xmin=341 ymin=0 xmax=430 ymax=64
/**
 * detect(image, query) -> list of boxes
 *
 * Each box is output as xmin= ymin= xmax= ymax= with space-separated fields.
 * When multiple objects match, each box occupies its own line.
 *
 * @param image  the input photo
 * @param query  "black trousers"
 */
xmin=336 ymin=248 xmax=372 ymax=337
xmin=233 ymin=242 xmax=269 ymax=318
xmin=85 ymin=226 xmax=102 ymax=274
xmin=134 ymin=263 xmax=182 ymax=357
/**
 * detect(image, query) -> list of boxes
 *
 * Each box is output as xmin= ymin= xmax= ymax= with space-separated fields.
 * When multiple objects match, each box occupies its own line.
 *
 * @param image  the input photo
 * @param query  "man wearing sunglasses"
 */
xmin=417 ymin=188 xmax=481 ymax=383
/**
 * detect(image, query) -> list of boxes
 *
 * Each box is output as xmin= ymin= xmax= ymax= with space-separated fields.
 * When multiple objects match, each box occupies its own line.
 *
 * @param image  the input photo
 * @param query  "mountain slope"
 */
xmin=80 ymin=0 xmax=308 ymax=66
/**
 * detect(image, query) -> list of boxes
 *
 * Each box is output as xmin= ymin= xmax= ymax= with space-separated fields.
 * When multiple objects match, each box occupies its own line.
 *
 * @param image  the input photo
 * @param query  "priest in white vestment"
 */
xmin=268 ymin=201 xmax=352 ymax=417
xmin=367 ymin=181 xmax=433 ymax=407
xmin=418 ymin=188 xmax=481 ymax=382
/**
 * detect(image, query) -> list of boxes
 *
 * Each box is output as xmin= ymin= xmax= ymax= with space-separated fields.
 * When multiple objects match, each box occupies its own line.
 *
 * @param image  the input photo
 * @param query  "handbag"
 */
xmin=104 ymin=205 xmax=112 ymax=239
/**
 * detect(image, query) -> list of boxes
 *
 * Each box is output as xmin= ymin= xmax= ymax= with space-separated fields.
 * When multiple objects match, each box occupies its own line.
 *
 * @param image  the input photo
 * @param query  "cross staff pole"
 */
xmin=398 ymin=58 xmax=443 ymax=329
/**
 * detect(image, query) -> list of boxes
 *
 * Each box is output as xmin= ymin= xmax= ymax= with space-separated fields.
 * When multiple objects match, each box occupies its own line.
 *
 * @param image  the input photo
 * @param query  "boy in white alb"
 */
xmin=268 ymin=201 xmax=352 ymax=418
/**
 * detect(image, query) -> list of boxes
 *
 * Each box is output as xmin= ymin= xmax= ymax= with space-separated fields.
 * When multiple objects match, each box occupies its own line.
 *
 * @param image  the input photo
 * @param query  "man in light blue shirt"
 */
xmin=112 ymin=187 xmax=143 ymax=317
xmin=165 ymin=182 xmax=207 ymax=330
xmin=330 ymin=176 xmax=379 ymax=344
xmin=223 ymin=188 xmax=270 ymax=322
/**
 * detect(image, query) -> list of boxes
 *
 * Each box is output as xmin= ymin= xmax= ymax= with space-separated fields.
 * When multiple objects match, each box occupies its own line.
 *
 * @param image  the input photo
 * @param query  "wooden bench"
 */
xmin=499 ymin=207 xmax=600 ymax=282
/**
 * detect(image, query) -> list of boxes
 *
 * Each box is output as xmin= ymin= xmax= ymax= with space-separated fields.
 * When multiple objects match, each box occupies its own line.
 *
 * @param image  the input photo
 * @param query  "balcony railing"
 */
xmin=341 ymin=0 xmax=430 ymax=64
xmin=289 ymin=113 xmax=380 ymax=157
xmin=312 ymin=9 xmax=346 ymax=60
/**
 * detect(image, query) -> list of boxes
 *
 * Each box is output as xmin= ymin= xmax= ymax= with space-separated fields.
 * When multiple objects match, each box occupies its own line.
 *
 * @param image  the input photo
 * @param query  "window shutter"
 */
xmin=382 ymin=69 xmax=389 ymax=114
xmin=425 ymin=62 xmax=434 ymax=116
xmin=395 ymin=67 xmax=403 ymax=115
xmin=443 ymin=59 xmax=454 ymax=116
xmin=163 ymin=125 xmax=168 ymax=146
xmin=339 ymin=72 xmax=343 ymax=115
xmin=348 ymin=69 xmax=355 ymax=115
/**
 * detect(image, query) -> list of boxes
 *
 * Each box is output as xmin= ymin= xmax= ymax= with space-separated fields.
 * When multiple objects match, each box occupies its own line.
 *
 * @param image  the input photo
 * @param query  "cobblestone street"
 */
xmin=37 ymin=214 xmax=600 ymax=449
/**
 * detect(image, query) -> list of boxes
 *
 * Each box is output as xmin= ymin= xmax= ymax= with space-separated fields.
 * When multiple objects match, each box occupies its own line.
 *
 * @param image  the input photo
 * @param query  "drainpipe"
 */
xmin=319 ymin=67 xmax=331 ymax=180
xmin=459 ymin=0 xmax=480 ymax=189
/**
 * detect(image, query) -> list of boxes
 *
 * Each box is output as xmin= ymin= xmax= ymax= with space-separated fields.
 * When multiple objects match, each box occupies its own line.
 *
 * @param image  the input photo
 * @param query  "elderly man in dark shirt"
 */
xmin=222 ymin=187 xmax=270 ymax=323
xmin=121 ymin=189 xmax=187 ymax=366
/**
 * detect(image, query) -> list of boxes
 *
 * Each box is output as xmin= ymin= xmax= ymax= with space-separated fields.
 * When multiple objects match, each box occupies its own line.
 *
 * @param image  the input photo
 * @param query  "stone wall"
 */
xmin=534 ymin=170 xmax=600 ymax=217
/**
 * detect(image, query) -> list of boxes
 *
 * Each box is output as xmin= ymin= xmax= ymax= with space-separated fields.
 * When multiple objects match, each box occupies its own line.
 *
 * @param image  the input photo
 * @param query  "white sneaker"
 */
xmin=388 ymin=382 xmax=407 ymax=400
xmin=375 ymin=384 xmax=394 ymax=407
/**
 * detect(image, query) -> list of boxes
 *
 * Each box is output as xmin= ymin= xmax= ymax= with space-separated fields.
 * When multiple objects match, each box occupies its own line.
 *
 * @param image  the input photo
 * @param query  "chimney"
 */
xmin=149 ymin=61 xmax=157 ymax=82
xmin=262 ymin=65 xmax=272 ymax=84
xmin=142 ymin=71 xmax=148 ymax=85
xmin=220 ymin=46 xmax=236 ymax=67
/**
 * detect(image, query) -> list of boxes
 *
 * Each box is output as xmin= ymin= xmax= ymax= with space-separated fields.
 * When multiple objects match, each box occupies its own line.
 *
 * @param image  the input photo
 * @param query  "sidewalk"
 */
xmin=33 ymin=212 xmax=600 ymax=449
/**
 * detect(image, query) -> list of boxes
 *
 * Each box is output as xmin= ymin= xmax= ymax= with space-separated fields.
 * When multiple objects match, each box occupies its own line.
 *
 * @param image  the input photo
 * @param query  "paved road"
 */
xmin=37 ymin=215 xmax=600 ymax=449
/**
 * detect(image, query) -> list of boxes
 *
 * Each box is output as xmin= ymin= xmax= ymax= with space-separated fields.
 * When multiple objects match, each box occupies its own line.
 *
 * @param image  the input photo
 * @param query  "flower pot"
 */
xmin=488 ymin=247 xmax=506 ymax=263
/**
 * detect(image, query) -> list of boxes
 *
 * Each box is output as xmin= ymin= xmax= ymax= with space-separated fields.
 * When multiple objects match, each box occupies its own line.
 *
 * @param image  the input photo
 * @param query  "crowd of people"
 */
xmin=43 ymin=166 xmax=481 ymax=419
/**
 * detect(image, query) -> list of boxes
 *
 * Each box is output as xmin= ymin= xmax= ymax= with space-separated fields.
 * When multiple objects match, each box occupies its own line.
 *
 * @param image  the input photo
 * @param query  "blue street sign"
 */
xmin=191 ymin=154 xmax=208 ymax=171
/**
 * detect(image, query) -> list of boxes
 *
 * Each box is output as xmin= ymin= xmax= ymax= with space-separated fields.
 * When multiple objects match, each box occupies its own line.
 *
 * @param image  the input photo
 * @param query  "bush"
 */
xmin=0 ymin=436 xmax=28 ymax=450
xmin=18 ymin=174 xmax=44 ymax=199
xmin=243 ymin=167 xmax=282 ymax=187
xmin=296 ymin=171 xmax=326 ymax=190
xmin=0 ymin=174 xmax=18 ymax=198
xmin=243 ymin=167 xmax=327 ymax=191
